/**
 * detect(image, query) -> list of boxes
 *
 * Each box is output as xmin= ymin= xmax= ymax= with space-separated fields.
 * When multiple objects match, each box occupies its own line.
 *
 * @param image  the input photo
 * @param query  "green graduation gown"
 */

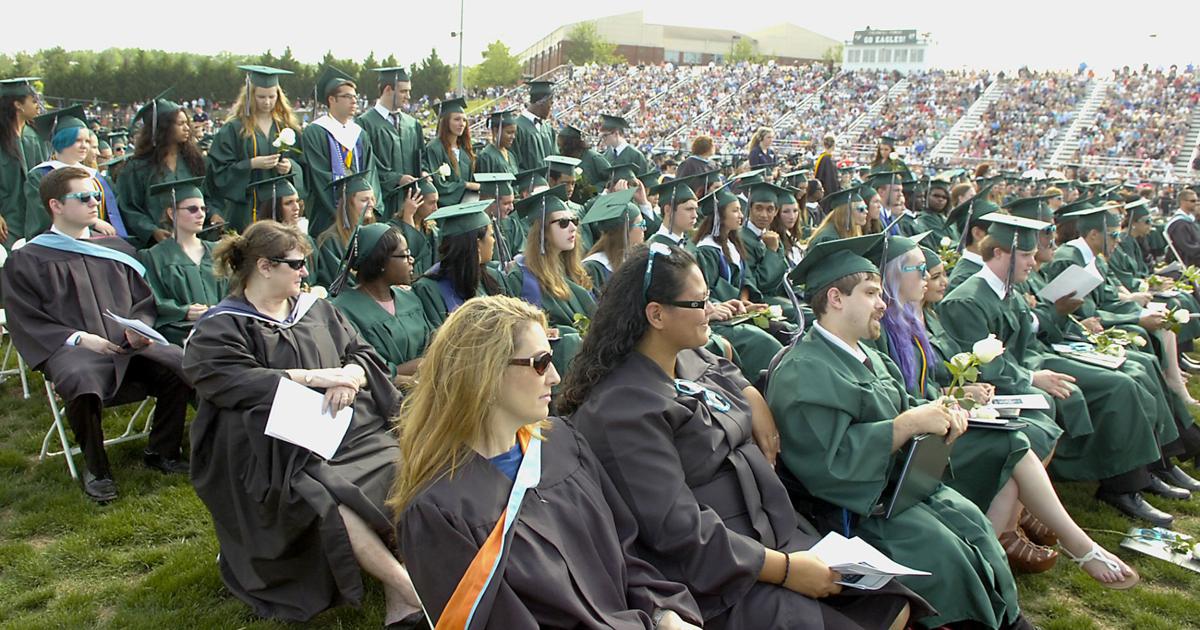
xmin=945 ymin=252 xmax=984 ymax=294
xmin=314 ymin=232 xmax=350 ymax=289
xmin=115 ymin=156 xmax=201 ymax=247
xmin=298 ymin=117 xmax=379 ymax=238
xmin=571 ymin=148 xmax=607 ymax=205
xmin=411 ymin=265 xmax=507 ymax=328
xmin=912 ymin=212 xmax=949 ymax=248
xmin=390 ymin=219 xmax=439 ymax=277
xmin=606 ymin=144 xmax=650 ymax=174
xmin=739 ymin=225 xmax=791 ymax=309
xmin=693 ymin=240 xmax=784 ymax=382
xmin=0 ymin=124 xmax=48 ymax=244
xmin=330 ymin=286 xmax=432 ymax=376
xmin=503 ymin=264 xmax=594 ymax=377
xmin=473 ymin=143 xmax=519 ymax=176
xmin=424 ymin=141 xmax=473 ymax=207
xmin=766 ymin=328 xmax=1021 ymax=629
xmin=512 ymin=114 xmax=555 ymax=172
xmin=357 ymin=107 xmax=424 ymax=220
xmin=205 ymin=119 xmax=308 ymax=232
xmin=1110 ymin=233 xmax=1200 ymax=341
xmin=141 ymin=238 xmax=228 ymax=345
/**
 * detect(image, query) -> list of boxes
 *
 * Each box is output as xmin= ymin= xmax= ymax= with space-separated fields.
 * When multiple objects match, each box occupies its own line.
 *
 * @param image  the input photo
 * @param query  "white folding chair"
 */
xmin=0 ymin=309 xmax=31 ymax=399
xmin=38 ymin=379 xmax=156 ymax=480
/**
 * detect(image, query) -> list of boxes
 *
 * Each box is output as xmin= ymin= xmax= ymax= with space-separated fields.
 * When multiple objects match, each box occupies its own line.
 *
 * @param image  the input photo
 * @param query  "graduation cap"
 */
xmin=744 ymin=181 xmax=788 ymax=206
xmin=386 ymin=174 xmax=437 ymax=200
xmin=868 ymin=231 xmax=931 ymax=269
xmin=488 ymin=108 xmax=518 ymax=128
xmin=545 ymin=155 xmax=581 ymax=177
xmin=435 ymin=97 xmax=467 ymax=116
xmin=237 ymin=65 xmax=293 ymax=116
xmin=515 ymin=166 xmax=549 ymax=194
xmin=1124 ymin=198 xmax=1152 ymax=222
xmin=557 ymin=124 xmax=585 ymax=140
xmin=514 ymin=184 xmax=570 ymax=255
xmin=1003 ymin=195 xmax=1055 ymax=223
xmin=921 ymin=245 xmax=942 ymax=270
xmin=0 ymin=76 xmax=40 ymax=99
xmin=867 ymin=169 xmax=905 ymax=194
xmin=330 ymin=170 xmax=374 ymax=229
xmin=602 ymin=162 xmax=640 ymax=187
xmin=133 ymin=89 xmax=181 ymax=145
xmin=982 ymin=212 xmax=1050 ymax=297
xmin=528 ymin=80 xmax=555 ymax=103
xmin=732 ymin=168 xmax=766 ymax=188
xmin=600 ymin=113 xmax=630 ymax=132
xmin=637 ymin=169 xmax=662 ymax=190
xmin=788 ymin=233 xmax=884 ymax=292
xmin=879 ymin=133 xmax=899 ymax=146
xmin=928 ymin=178 xmax=952 ymax=193
xmin=427 ymin=200 xmax=492 ymax=238
xmin=475 ymin=172 xmax=516 ymax=198
xmin=1064 ymin=206 xmax=1118 ymax=235
xmin=149 ymin=176 xmax=206 ymax=239
xmin=248 ymin=174 xmax=298 ymax=222
xmin=777 ymin=186 xmax=800 ymax=207
xmin=649 ymin=172 xmax=706 ymax=207
xmin=581 ymin=189 xmax=640 ymax=251
xmin=944 ymin=182 xmax=999 ymax=247
xmin=30 ymin=104 xmax=87 ymax=142
xmin=373 ymin=66 xmax=410 ymax=85
xmin=315 ymin=65 xmax=356 ymax=103
xmin=100 ymin=153 xmax=131 ymax=169
xmin=697 ymin=186 xmax=741 ymax=237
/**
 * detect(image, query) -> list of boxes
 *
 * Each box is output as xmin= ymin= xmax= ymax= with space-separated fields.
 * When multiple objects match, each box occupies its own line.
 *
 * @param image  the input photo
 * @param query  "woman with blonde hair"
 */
xmin=391 ymin=294 xmax=702 ymax=629
xmin=424 ymin=96 xmax=479 ymax=207
xmin=806 ymin=186 xmax=868 ymax=248
xmin=747 ymin=126 xmax=777 ymax=170
xmin=184 ymin=220 xmax=424 ymax=626
xmin=208 ymin=65 xmax=306 ymax=231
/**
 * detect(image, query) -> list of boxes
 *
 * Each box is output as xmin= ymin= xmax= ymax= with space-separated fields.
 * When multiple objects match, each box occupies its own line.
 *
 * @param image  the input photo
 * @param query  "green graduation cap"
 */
xmin=603 ymin=162 xmax=640 ymax=186
xmin=981 ymin=212 xmax=1049 ymax=252
xmin=944 ymin=182 xmax=998 ymax=233
xmin=315 ymin=65 xmax=356 ymax=100
xmin=745 ymin=181 xmax=788 ymax=205
xmin=637 ymin=169 xmax=662 ymax=190
xmin=133 ymin=89 xmax=182 ymax=146
xmin=348 ymin=223 xmax=396 ymax=270
xmin=928 ymin=178 xmax=952 ymax=193
xmin=330 ymin=170 xmax=374 ymax=228
xmin=373 ymin=66 xmax=410 ymax=84
xmin=1003 ymin=195 xmax=1055 ymax=223
xmin=650 ymin=172 xmax=707 ymax=206
xmin=436 ymin=97 xmax=467 ymax=116
xmin=1124 ymin=198 xmax=1152 ymax=221
xmin=238 ymin=65 xmax=292 ymax=88
xmin=149 ymin=176 xmax=205 ymax=206
xmin=788 ymin=233 xmax=884 ymax=291
xmin=475 ymin=172 xmax=516 ymax=198
xmin=388 ymin=174 xmax=437 ymax=199
xmin=545 ymin=155 xmax=582 ymax=177
xmin=921 ymin=246 xmax=942 ymax=270
xmin=821 ymin=185 xmax=865 ymax=211
xmin=777 ymin=187 xmax=800 ymax=207
xmin=427 ymin=200 xmax=493 ymax=237
xmin=97 ymin=140 xmax=111 ymax=151
xmin=732 ymin=168 xmax=766 ymax=188
xmin=105 ymin=129 xmax=129 ymax=145
xmin=488 ymin=109 xmax=518 ymax=127
xmin=248 ymin=174 xmax=299 ymax=221
xmin=100 ymin=153 xmax=131 ymax=169
xmin=1064 ymin=206 xmax=1118 ymax=234
xmin=600 ymin=114 xmax=630 ymax=131
xmin=31 ymin=104 xmax=87 ymax=141
xmin=0 ymin=77 xmax=40 ymax=98
xmin=528 ymin=80 xmax=555 ymax=102
xmin=697 ymin=186 xmax=740 ymax=221
xmin=515 ymin=167 xmax=549 ymax=194
xmin=580 ymin=189 xmax=638 ymax=232
xmin=867 ymin=231 xmax=932 ymax=269
xmin=514 ymin=184 xmax=570 ymax=221
xmin=557 ymin=124 xmax=584 ymax=140
xmin=867 ymin=169 xmax=904 ymax=194
xmin=1054 ymin=198 xmax=1095 ymax=222
xmin=879 ymin=133 xmax=899 ymax=146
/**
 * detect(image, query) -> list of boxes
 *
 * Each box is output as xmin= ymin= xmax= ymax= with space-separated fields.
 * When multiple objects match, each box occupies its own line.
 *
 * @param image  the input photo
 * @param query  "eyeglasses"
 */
xmin=177 ymin=204 xmax=206 ymax=214
xmin=900 ymin=262 xmax=927 ymax=273
xmin=662 ymin=298 xmax=709 ymax=309
xmin=269 ymin=257 xmax=307 ymax=270
xmin=62 ymin=191 xmax=102 ymax=204
xmin=551 ymin=217 xmax=579 ymax=229
xmin=644 ymin=242 xmax=673 ymax=299
xmin=332 ymin=93 xmax=358 ymax=101
xmin=391 ymin=250 xmax=415 ymax=261
xmin=632 ymin=220 xmax=648 ymax=230
xmin=673 ymin=378 xmax=732 ymax=412
xmin=509 ymin=350 xmax=554 ymax=375
xmin=1107 ymin=231 xmax=1121 ymax=240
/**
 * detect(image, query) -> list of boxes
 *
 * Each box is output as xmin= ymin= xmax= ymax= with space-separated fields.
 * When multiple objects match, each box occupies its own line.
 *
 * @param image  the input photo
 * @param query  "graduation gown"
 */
xmin=945 ymin=254 xmax=983 ymax=294
xmin=356 ymin=107 xmax=424 ymax=219
xmin=738 ymin=226 xmax=791 ymax=311
xmin=411 ymin=264 xmax=507 ymax=327
xmin=115 ymin=156 xmax=201 ymax=246
xmin=606 ymin=144 xmax=651 ymax=174
xmin=2 ymin=236 xmax=185 ymax=402
xmin=573 ymin=349 xmax=929 ymax=629
xmin=398 ymin=417 xmax=702 ymax=629
xmin=912 ymin=212 xmax=949 ymax=248
xmin=0 ymin=124 xmax=48 ymax=244
xmin=330 ymin=285 xmax=432 ymax=376
xmin=299 ymin=117 xmax=379 ymax=238
xmin=25 ymin=162 xmax=126 ymax=239
xmin=140 ymin=238 xmax=228 ymax=346
xmin=474 ymin=143 xmax=519 ymax=176
xmin=314 ymin=232 xmax=351 ymax=289
xmin=206 ymin=119 xmax=308 ymax=232
xmin=766 ymin=329 xmax=1021 ymax=629
xmin=183 ymin=295 xmax=401 ymax=622
xmin=1110 ymin=233 xmax=1200 ymax=340
xmin=582 ymin=253 xmax=613 ymax=297
xmin=512 ymin=114 xmax=555 ymax=172
xmin=424 ymin=141 xmax=474 ymax=207
xmin=391 ymin=219 xmax=439 ymax=277
xmin=693 ymin=240 xmax=784 ymax=382
xmin=571 ymin=148 xmax=608 ymax=205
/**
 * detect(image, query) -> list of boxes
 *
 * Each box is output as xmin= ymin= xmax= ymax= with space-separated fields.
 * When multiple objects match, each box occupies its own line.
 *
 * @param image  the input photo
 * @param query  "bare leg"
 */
xmin=887 ymin=602 xmax=911 ymax=630
xmin=985 ymin=478 xmax=1020 ymax=533
xmin=1158 ymin=330 xmax=1196 ymax=403
xmin=339 ymin=505 xmax=423 ymax=624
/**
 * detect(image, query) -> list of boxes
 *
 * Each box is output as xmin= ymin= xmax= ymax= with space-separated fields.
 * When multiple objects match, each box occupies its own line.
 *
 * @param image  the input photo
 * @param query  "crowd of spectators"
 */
xmin=958 ymin=70 xmax=1090 ymax=166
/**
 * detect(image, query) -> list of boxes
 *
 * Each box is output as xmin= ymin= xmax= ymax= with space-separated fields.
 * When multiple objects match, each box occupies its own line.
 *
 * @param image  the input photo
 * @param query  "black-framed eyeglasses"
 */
xmin=390 ymin=250 xmax=415 ymax=261
xmin=551 ymin=217 xmax=578 ymax=229
xmin=62 ymin=191 xmax=102 ymax=204
xmin=662 ymin=298 xmax=708 ymax=309
xmin=269 ymin=257 xmax=307 ymax=270
xmin=177 ymin=204 xmax=206 ymax=214
xmin=509 ymin=350 xmax=554 ymax=375
xmin=332 ymin=93 xmax=358 ymax=101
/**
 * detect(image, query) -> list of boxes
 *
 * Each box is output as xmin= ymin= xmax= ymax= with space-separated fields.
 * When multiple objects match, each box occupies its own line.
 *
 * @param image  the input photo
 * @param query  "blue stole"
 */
xmin=516 ymin=263 xmax=543 ymax=309
xmin=326 ymin=134 xmax=364 ymax=181
xmin=29 ymin=232 xmax=145 ymax=276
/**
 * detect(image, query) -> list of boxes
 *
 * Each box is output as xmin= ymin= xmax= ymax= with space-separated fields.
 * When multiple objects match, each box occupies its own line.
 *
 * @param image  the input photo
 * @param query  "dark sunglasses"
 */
xmin=62 ymin=191 xmax=103 ymax=203
xmin=269 ymin=257 xmax=307 ymax=270
xmin=551 ymin=217 xmax=579 ymax=229
xmin=177 ymin=204 xmax=206 ymax=214
xmin=509 ymin=350 xmax=554 ymax=375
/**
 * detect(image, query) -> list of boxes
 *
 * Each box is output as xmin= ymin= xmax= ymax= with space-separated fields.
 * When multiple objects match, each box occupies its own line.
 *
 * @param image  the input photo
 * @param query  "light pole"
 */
xmin=456 ymin=0 xmax=465 ymax=96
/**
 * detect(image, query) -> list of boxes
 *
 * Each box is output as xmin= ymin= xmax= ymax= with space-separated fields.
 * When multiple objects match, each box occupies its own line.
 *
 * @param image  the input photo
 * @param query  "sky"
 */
xmin=2 ymin=1 xmax=1194 ymax=72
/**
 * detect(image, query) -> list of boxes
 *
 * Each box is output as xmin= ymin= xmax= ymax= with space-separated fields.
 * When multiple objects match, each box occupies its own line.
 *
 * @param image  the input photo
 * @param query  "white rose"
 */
xmin=972 ymin=406 xmax=999 ymax=420
xmin=1174 ymin=309 xmax=1191 ymax=324
xmin=307 ymin=285 xmax=328 ymax=299
xmin=949 ymin=352 xmax=974 ymax=372
xmin=940 ymin=236 xmax=952 ymax=248
xmin=277 ymin=127 xmax=297 ymax=146
xmin=1193 ymin=542 xmax=1200 ymax=558
xmin=1133 ymin=335 xmax=1147 ymax=347
xmin=768 ymin=305 xmax=783 ymax=319
xmin=437 ymin=163 xmax=452 ymax=178
xmin=972 ymin=334 xmax=1005 ymax=363
xmin=574 ymin=167 xmax=583 ymax=177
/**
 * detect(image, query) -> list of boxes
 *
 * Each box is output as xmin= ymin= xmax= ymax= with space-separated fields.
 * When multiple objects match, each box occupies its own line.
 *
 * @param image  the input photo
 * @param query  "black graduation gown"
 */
xmin=2 ymin=237 xmax=185 ymax=402
xmin=398 ymin=417 xmax=702 ymax=629
xmin=571 ymin=349 xmax=931 ymax=630
xmin=183 ymin=295 xmax=402 ymax=622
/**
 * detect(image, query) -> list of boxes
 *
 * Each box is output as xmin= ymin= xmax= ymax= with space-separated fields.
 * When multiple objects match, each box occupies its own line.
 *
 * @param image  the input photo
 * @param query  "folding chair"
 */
xmin=0 ymin=309 xmax=31 ymax=399
xmin=38 ymin=379 xmax=155 ymax=480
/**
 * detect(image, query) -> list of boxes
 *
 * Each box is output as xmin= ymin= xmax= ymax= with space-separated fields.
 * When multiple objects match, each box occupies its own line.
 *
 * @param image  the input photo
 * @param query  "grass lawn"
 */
xmin=1 ymin=364 xmax=1199 ymax=629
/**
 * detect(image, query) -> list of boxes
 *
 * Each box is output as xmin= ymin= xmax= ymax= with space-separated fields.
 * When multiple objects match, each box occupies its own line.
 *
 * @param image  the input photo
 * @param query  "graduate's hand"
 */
xmin=762 ymin=229 xmax=780 ymax=252
xmin=294 ymin=368 xmax=362 ymax=390
xmin=895 ymin=403 xmax=957 ymax=445
xmin=633 ymin=178 xmax=648 ymax=205
xmin=152 ymin=229 xmax=172 ymax=244
xmin=402 ymin=188 xmax=423 ymax=218
xmin=960 ymin=383 xmax=994 ymax=405
xmin=398 ymin=174 xmax=416 ymax=187
xmin=945 ymin=405 xmax=969 ymax=444
xmin=707 ymin=302 xmax=733 ymax=321
xmin=208 ymin=213 xmax=225 ymax=226
xmin=322 ymin=385 xmax=357 ymax=415
xmin=1079 ymin=317 xmax=1103 ymax=333
xmin=611 ymin=179 xmax=629 ymax=192
xmin=92 ymin=219 xmax=117 ymax=236
xmin=123 ymin=329 xmax=153 ymax=350
xmin=274 ymin=158 xmax=292 ymax=174
xmin=724 ymin=299 xmax=748 ymax=315
xmin=250 ymin=154 xmax=281 ymax=170
xmin=654 ymin=610 xmax=700 ymax=630
xmin=185 ymin=304 xmax=209 ymax=321
xmin=1128 ymin=291 xmax=1153 ymax=307
xmin=1032 ymin=369 xmax=1076 ymax=399
xmin=1053 ymin=291 xmax=1083 ymax=315
xmin=745 ymin=386 xmax=781 ymax=467
xmin=784 ymin=551 xmax=843 ymax=598
xmin=1139 ymin=312 xmax=1166 ymax=331
xmin=0 ymin=214 xmax=8 ymax=242
xmin=77 ymin=332 xmax=122 ymax=355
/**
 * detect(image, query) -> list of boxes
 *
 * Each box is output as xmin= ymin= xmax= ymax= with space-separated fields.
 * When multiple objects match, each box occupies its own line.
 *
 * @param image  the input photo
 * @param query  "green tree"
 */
xmin=467 ymin=40 xmax=523 ymax=90
xmin=727 ymin=38 xmax=764 ymax=64
xmin=564 ymin=21 xmax=623 ymax=65
xmin=823 ymin=44 xmax=844 ymax=66
xmin=410 ymin=48 xmax=452 ymax=102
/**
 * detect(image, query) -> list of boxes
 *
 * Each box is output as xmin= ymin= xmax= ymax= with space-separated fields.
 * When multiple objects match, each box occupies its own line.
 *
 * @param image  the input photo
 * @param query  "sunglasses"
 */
xmin=673 ymin=378 xmax=732 ymax=412
xmin=177 ymin=204 xmax=206 ymax=214
xmin=900 ymin=262 xmax=927 ymax=273
xmin=269 ymin=257 xmax=307 ymax=270
xmin=62 ymin=191 xmax=103 ymax=203
xmin=509 ymin=350 xmax=554 ymax=375
xmin=551 ymin=217 xmax=579 ymax=229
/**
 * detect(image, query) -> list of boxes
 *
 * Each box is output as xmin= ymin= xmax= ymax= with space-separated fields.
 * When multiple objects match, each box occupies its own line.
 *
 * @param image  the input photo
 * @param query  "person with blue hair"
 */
xmin=24 ymin=105 xmax=125 ymax=239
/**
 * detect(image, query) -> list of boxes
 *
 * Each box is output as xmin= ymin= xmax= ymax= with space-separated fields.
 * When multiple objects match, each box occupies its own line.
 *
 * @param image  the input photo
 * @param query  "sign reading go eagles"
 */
xmin=852 ymin=29 xmax=918 ymax=46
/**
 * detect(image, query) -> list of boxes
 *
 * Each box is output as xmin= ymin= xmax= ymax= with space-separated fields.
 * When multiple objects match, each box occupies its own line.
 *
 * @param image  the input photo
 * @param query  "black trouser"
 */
xmin=63 ymin=356 xmax=191 ymax=479
xmin=1099 ymin=466 xmax=1153 ymax=494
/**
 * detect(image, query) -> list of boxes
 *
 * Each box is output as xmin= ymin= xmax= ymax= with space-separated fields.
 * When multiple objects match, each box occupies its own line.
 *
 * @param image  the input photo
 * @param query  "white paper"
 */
xmin=103 ymin=309 xmax=169 ymax=346
xmin=1037 ymin=262 xmax=1103 ymax=303
xmin=264 ymin=377 xmax=353 ymax=459
xmin=990 ymin=394 xmax=1051 ymax=410
xmin=809 ymin=532 xmax=929 ymax=590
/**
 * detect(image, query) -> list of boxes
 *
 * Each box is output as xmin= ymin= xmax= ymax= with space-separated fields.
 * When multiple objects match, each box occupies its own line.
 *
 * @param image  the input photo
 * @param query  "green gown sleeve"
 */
xmin=207 ymin=122 xmax=253 ymax=210
xmin=424 ymin=141 xmax=468 ymax=206
xmin=141 ymin=245 xmax=191 ymax=326
xmin=314 ymin=236 xmax=346 ymax=288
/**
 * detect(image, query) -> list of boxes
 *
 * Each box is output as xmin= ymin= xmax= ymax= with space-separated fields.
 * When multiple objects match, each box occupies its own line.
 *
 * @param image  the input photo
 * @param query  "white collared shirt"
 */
xmin=50 ymin=224 xmax=91 ymax=240
xmin=813 ymin=321 xmax=868 ymax=363
xmin=1067 ymin=237 xmax=1096 ymax=266
xmin=373 ymin=102 xmax=394 ymax=119
xmin=960 ymin=250 xmax=984 ymax=267
xmin=613 ymin=141 xmax=629 ymax=156
xmin=745 ymin=221 xmax=764 ymax=238
xmin=521 ymin=110 xmax=541 ymax=124
xmin=653 ymin=224 xmax=685 ymax=245
xmin=976 ymin=262 xmax=1041 ymax=334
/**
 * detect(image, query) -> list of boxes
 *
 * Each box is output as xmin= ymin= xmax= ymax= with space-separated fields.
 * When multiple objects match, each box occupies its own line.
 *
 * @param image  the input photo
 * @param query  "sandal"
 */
xmin=1018 ymin=510 xmax=1058 ymax=547
xmin=1062 ymin=542 xmax=1140 ymax=590
xmin=999 ymin=529 xmax=1058 ymax=573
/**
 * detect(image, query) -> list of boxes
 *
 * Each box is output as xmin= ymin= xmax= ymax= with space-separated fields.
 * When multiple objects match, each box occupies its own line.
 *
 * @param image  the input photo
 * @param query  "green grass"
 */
xmin=1 ymin=361 xmax=1199 ymax=628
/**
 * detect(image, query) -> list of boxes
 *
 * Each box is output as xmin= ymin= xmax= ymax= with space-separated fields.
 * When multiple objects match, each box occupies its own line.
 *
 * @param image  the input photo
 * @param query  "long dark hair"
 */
xmin=427 ymin=227 xmax=500 ymax=299
xmin=556 ymin=134 xmax=590 ymax=157
xmin=559 ymin=244 xmax=697 ymax=414
xmin=0 ymin=95 xmax=25 ymax=159
xmin=132 ymin=109 xmax=206 ymax=176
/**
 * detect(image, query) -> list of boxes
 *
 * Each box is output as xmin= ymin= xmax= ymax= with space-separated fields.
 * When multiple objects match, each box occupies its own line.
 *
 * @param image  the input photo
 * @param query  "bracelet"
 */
xmin=779 ymin=553 xmax=791 ymax=587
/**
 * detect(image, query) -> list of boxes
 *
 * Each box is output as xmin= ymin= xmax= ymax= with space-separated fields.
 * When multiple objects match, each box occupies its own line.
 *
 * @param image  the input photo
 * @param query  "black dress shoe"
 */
xmin=1181 ymin=356 xmax=1200 ymax=374
xmin=1096 ymin=490 xmax=1174 ymax=527
xmin=81 ymin=471 xmax=118 ymax=503
xmin=384 ymin=612 xmax=430 ymax=630
xmin=1146 ymin=475 xmax=1191 ymax=500
xmin=143 ymin=451 xmax=190 ymax=474
xmin=1155 ymin=465 xmax=1200 ymax=493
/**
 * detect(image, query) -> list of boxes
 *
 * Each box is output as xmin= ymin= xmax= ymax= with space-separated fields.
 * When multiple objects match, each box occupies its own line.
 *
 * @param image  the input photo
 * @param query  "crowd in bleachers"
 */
xmin=959 ymin=71 xmax=1091 ymax=167
xmin=857 ymin=70 xmax=992 ymax=159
